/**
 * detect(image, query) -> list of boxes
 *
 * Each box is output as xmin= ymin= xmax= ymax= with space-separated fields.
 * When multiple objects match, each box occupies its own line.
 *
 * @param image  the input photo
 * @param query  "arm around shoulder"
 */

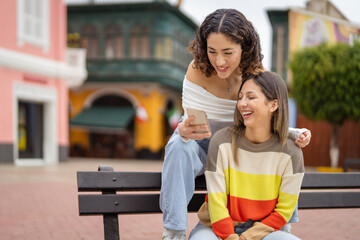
xmin=288 ymin=127 xmax=311 ymax=148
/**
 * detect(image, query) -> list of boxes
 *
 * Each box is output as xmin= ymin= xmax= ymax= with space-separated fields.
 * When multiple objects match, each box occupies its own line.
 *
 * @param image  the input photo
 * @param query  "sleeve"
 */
xmin=205 ymin=136 xmax=239 ymax=240
xmin=242 ymin=149 xmax=305 ymax=240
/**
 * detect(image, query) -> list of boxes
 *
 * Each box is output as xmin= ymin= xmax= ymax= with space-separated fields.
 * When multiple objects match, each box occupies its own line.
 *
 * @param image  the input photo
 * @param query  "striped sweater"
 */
xmin=198 ymin=127 xmax=305 ymax=240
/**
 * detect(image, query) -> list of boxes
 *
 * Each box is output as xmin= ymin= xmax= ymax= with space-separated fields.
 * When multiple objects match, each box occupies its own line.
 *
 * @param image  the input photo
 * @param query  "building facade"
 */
xmin=67 ymin=0 xmax=197 ymax=159
xmin=267 ymin=0 xmax=360 ymax=167
xmin=0 ymin=0 xmax=87 ymax=165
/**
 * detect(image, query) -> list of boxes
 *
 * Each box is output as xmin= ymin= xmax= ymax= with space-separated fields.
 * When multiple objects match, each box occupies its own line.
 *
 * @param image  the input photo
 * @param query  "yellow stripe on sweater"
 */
xmin=225 ymin=168 xmax=282 ymax=200
xmin=276 ymin=191 xmax=299 ymax=221
xmin=207 ymin=192 xmax=230 ymax=223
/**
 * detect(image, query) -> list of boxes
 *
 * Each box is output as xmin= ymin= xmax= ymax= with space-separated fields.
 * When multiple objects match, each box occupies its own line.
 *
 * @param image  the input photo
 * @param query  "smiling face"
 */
xmin=207 ymin=33 xmax=242 ymax=79
xmin=237 ymin=79 xmax=278 ymax=132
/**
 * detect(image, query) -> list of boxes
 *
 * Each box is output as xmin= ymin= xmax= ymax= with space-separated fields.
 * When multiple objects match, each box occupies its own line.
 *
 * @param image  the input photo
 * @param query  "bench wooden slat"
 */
xmin=79 ymin=193 xmax=206 ymax=215
xmin=299 ymin=191 xmax=360 ymax=209
xmin=78 ymin=171 xmax=360 ymax=191
xmin=79 ymin=190 xmax=360 ymax=215
xmin=79 ymin=194 xmax=161 ymax=214
xmin=77 ymin=172 xmax=206 ymax=191
xmin=77 ymin=172 xmax=161 ymax=191
xmin=301 ymin=172 xmax=360 ymax=189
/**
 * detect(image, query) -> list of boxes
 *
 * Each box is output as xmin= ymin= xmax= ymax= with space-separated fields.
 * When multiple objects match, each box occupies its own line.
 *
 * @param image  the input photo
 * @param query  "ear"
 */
xmin=269 ymin=99 xmax=278 ymax=113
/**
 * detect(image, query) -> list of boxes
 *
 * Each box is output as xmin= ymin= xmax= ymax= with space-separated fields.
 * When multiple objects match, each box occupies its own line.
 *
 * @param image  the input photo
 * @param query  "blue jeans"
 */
xmin=189 ymin=222 xmax=301 ymax=240
xmin=159 ymin=129 xmax=299 ymax=231
xmin=160 ymin=129 xmax=209 ymax=230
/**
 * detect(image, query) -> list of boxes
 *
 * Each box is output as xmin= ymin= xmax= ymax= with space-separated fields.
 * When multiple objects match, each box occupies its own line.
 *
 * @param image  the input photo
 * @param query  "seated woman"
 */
xmin=189 ymin=71 xmax=304 ymax=240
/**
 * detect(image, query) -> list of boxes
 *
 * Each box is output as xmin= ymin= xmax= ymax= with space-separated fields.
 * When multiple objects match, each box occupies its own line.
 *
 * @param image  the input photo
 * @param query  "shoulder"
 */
xmin=207 ymin=127 xmax=233 ymax=171
xmin=186 ymin=60 xmax=208 ymax=85
xmin=208 ymin=127 xmax=232 ymax=155
xmin=211 ymin=127 xmax=233 ymax=146
xmin=283 ymin=137 xmax=305 ymax=173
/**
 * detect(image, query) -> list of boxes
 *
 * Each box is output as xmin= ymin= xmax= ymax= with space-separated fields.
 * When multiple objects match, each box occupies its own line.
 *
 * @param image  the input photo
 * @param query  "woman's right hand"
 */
xmin=178 ymin=116 xmax=211 ymax=141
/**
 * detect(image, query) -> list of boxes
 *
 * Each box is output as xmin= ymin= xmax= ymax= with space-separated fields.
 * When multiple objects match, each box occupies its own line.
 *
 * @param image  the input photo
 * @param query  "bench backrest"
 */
xmin=78 ymin=166 xmax=360 ymax=215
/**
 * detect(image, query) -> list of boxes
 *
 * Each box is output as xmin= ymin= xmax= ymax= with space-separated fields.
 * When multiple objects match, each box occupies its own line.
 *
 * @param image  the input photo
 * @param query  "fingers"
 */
xmin=193 ymin=131 xmax=212 ymax=140
xmin=295 ymin=139 xmax=307 ymax=148
xmin=296 ymin=130 xmax=311 ymax=148
xmin=183 ymin=116 xmax=195 ymax=128
xmin=301 ymin=130 xmax=311 ymax=145
xmin=188 ymin=125 xmax=211 ymax=140
xmin=179 ymin=116 xmax=211 ymax=140
xmin=303 ymin=130 xmax=312 ymax=141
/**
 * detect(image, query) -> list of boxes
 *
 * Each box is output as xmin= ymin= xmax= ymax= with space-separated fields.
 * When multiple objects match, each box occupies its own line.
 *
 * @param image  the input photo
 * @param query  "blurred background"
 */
xmin=1 ymin=0 xmax=359 ymax=170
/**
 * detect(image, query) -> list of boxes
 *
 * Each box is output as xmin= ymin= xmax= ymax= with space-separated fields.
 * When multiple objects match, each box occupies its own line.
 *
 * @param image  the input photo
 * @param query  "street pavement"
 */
xmin=0 ymin=158 xmax=359 ymax=240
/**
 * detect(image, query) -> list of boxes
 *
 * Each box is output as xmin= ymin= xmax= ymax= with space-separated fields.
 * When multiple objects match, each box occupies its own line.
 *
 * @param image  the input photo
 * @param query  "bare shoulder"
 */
xmin=185 ymin=60 xmax=207 ymax=85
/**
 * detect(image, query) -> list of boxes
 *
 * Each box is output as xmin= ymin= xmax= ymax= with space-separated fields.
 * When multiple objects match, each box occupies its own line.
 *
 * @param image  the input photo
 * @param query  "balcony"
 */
xmin=85 ymin=58 xmax=186 ymax=90
xmin=65 ymin=47 xmax=88 ymax=88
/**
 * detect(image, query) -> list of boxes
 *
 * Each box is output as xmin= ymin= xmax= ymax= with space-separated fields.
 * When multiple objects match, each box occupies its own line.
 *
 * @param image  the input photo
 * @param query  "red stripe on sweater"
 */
xmin=228 ymin=195 xmax=278 ymax=221
xmin=261 ymin=211 xmax=287 ymax=230
xmin=212 ymin=217 xmax=235 ymax=239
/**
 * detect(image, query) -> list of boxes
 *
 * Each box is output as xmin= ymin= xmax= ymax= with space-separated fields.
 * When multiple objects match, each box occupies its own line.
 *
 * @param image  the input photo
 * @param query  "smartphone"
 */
xmin=186 ymin=108 xmax=211 ymax=134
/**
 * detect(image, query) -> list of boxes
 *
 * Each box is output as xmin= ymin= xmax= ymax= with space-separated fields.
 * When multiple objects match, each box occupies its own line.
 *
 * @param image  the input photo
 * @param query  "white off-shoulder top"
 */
xmin=181 ymin=76 xmax=307 ymax=139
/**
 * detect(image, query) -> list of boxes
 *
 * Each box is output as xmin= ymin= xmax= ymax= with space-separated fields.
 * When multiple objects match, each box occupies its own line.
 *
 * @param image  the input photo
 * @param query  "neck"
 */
xmin=225 ymin=70 xmax=241 ymax=83
xmin=244 ymin=126 xmax=272 ymax=144
xmin=224 ymin=74 xmax=242 ymax=90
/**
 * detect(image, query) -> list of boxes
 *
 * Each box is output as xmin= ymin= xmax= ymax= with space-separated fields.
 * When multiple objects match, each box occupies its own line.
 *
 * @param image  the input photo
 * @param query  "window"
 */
xmin=130 ymin=24 xmax=150 ymax=59
xmin=155 ymin=36 xmax=172 ymax=60
xmin=17 ymin=0 xmax=50 ymax=51
xmin=81 ymin=25 xmax=99 ymax=59
xmin=105 ymin=24 xmax=123 ymax=59
xmin=173 ymin=31 xmax=191 ymax=67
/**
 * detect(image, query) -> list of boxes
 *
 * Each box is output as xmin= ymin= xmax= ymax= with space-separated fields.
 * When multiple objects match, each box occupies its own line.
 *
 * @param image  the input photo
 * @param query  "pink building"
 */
xmin=0 ymin=0 xmax=87 ymax=165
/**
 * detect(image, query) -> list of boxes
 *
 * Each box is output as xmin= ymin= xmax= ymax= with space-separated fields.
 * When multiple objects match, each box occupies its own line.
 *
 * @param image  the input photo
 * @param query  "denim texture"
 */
xmin=160 ymin=129 xmax=209 ymax=230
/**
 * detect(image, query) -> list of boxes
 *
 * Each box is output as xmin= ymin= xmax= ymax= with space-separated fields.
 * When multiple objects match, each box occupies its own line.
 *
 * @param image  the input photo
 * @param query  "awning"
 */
xmin=70 ymin=106 xmax=135 ymax=131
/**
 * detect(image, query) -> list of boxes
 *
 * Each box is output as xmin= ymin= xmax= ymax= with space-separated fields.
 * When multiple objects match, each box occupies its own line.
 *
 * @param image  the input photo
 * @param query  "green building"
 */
xmin=67 ymin=0 xmax=197 ymax=159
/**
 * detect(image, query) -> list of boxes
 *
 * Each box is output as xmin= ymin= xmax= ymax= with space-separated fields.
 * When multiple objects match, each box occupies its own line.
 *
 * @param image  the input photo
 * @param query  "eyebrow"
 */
xmin=207 ymin=46 xmax=234 ymax=51
xmin=239 ymin=90 xmax=256 ymax=95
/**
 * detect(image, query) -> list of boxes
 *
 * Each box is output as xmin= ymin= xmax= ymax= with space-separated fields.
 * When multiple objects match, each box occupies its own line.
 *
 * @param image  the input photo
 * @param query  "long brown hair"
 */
xmin=231 ymin=71 xmax=289 ymax=158
xmin=188 ymin=8 xmax=264 ymax=79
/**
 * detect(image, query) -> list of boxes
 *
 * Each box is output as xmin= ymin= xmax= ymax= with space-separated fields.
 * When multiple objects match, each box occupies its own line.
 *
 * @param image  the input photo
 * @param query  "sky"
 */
xmin=167 ymin=0 xmax=360 ymax=70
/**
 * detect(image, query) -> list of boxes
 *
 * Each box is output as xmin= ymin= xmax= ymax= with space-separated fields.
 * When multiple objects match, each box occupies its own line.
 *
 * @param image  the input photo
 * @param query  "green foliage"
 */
xmin=289 ymin=42 xmax=360 ymax=125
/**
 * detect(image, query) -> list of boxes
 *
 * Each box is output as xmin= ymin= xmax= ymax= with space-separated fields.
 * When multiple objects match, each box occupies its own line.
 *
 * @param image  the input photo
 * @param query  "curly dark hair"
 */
xmin=188 ymin=9 xmax=264 ymax=79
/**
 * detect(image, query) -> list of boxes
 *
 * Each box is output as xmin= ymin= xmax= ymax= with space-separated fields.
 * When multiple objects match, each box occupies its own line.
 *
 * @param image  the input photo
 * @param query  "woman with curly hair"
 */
xmin=160 ymin=9 xmax=311 ymax=240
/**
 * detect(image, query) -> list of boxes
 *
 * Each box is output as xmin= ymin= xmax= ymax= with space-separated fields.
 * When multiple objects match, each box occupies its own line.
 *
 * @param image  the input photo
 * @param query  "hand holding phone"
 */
xmin=186 ymin=108 xmax=211 ymax=134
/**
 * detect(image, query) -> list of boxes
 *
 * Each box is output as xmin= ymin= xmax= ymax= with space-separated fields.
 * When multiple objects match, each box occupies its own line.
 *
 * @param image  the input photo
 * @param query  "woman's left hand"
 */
xmin=295 ymin=130 xmax=311 ymax=148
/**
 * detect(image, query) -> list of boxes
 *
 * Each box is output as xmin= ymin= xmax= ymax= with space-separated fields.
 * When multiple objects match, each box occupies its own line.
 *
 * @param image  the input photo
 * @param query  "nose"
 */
xmin=216 ymin=55 xmax=225 ymax=66
xmin=237 ymin=98 xmax=247 ymax=108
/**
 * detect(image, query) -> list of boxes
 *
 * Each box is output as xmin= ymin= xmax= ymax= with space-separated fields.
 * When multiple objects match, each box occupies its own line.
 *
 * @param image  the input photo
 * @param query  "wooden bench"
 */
xmin=77 ymin=165 xmax=360 ymax=240
xmin=343 ymin=158 xmax=360 ymax=172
